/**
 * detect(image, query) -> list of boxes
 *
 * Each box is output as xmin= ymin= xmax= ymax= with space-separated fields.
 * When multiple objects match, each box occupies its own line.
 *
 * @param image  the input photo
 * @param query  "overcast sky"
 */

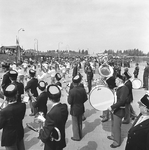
xmin=0 ymin=0 xmax=149 ymax=54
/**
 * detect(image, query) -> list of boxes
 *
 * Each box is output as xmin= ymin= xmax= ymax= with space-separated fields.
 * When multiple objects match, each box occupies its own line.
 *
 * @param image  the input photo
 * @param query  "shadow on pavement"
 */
xmin=84 ymin=108 xmax=97 ymax=118
xmin=83 ymin=118 xmax=101 ymax=137
xmin=79 ymin=141 xmax=98 ymax=150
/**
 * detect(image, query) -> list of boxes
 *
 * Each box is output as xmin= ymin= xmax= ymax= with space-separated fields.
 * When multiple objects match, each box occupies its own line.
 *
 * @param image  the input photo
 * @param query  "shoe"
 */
xmin=71 ymin=137 xmax=81 ymax=141
xmin=101 ymin=118 xmax=109 ymax=122
xmin=110 ymin=143 xmax=120 ymax=148
xmin=107 ymin=136 xmax=114 ymax=141
xmin=122 ymin=120 xmax=130 ymax=124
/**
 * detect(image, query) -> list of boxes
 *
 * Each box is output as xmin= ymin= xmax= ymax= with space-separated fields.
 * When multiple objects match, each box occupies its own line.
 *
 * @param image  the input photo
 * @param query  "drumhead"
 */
xmin=131 ymin=78 xmax=142 ymax=89
xmin=89 ymin=86 xmax=114 ymax=111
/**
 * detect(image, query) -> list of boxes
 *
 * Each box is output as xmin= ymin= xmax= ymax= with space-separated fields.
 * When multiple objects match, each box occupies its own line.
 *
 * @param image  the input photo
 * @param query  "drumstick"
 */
xmin=26 ymin=123 xmax=38 ymax=132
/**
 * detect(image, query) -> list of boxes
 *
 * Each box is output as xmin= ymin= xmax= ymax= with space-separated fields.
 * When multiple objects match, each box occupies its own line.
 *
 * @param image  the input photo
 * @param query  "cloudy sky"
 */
xmin=0 ymin=0 xmax=149 ymax=54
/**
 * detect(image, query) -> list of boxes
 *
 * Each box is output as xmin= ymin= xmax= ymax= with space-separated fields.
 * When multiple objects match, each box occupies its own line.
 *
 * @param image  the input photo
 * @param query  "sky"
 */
xmin=0 ymin=0 xmax=149 ymax=54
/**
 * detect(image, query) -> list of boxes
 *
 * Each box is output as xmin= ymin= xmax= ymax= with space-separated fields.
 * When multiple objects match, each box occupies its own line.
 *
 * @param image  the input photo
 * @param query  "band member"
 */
xmin=122 ymin=72 xmax=136 ymax=124
xmin=25 ymin=69 xmax=38 ymax=116
xmin=143 ymin=62 xmax=149 ymax=90
xmin=133 ymin=63 xmax=139 ymax=78
xmin=101 ymin=75 xmax=116 ymax=122
xmin=33 ymin=81 xmax=48 ymax=117
xmin=39 ymin=84 xmax=68 ymax=150
xmin=84 ymin=62 xmax=93 ymax=93
xmin=55 ymin=73 xmax=62 ymax=88
xmin=108 ymin=74 xmax=129 ymax=148
xmin=67 ymin=74 xmax=88 ymax=141
xmin=1 ymin=62 xmax=11 ymax=91
xmin=8 ymin=70 xmax=24 ymax=103
xmin=125 ymin=94 xmax=149 ymax=150
xmin=0 ymin=83 xmax=26 ymax=150
xmin=72 ymin=63 xmax=78 ymax=78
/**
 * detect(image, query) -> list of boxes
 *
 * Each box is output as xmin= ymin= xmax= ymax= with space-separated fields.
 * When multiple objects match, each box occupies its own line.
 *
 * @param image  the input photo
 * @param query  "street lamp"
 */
xmin=17 ymin=28 xmax=25 ymax=44
xmin=34 ymin=39 xmax=39 ymax=61
xmin=16 ymin=28 xmax=25 ymax=63
xmin=58 ymin=42 xmax=63 ymax=51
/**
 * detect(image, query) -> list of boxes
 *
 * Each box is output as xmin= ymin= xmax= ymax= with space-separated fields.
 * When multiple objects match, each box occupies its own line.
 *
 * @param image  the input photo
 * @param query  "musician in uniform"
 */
xmin=0 ymin=83 xmax=26 ymax=150
xmin=67 ymin=74 xmax=88 ymax=141
xmin=143 ymin=62 xmax=149 ymax=90
xmin=33 ymin=81 xmax=48 ymax=117
xmin=108 ymin=74 xmax=129 ymax=148
xmin=9 ymin=70 xmax=24 ymax=103
xmin=84 ymin=62 xmax=93 ymax=93
xmin=1 ymin=62 xmax=11 ymax=92
xmin=133 ymin=63 xmax=139 ymax=78
xmin=125 ymin=94 xmax=149 ymax=150
xmin=122 ymin=72 xmax=136 ymax=124
xmin=100 ymin=75 xmax=116 ymax=122
xmin=55 ymin=73 xmax=62 ymax=88
xmin=39 ymin=84 xmax=68 ymax=150
xmin=25 ymin=69 xmax=38 ymax=116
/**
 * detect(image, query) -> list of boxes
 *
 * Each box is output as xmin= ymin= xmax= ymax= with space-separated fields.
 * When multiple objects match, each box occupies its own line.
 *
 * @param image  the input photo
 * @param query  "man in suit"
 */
xmin=122 ymin=72 xmax=136 ymax=124
xmin=108 ymin=74 xmax=129 ymax=148
xmin=143 ymin=62 xmax=149 ymax=89
xmin=39 ymin=84 xmax=68 ymax=150
xmin=84 ymin=62 xmax=93 ymax=93
xmin=33 ymin=81 xmax=48 ymax=117
xmin=67 ymin=74 xmax=88 ymax=141
xmin=125 ymin=94 xmax=149 ymax=150
xmin=25 ymin=69 xmax=38 ymax=116
xmin=0 ymin=83 xmax=26 ymax=150
xmin=9 ymin=70 xmax=24 ymax=103
xmin=1 ymin=62 xmax=11 ymax=92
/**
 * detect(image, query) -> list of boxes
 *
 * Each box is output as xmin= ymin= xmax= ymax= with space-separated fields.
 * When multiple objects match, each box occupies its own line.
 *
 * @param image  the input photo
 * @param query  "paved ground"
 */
xmin=0 ymin=62 xmax=146 ymax=150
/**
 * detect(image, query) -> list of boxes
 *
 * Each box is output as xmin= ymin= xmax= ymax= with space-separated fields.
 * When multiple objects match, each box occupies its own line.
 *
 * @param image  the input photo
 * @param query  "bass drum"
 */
xmin=89 ymin=86 xmax=114 ymax=111
xmin=131 ymin=78 xmax=142 ymax=89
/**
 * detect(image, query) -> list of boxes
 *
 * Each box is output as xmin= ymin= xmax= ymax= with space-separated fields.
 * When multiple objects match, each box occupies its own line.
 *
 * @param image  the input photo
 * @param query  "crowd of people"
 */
xmin=0 ymin=55 xmax=149 ymax=150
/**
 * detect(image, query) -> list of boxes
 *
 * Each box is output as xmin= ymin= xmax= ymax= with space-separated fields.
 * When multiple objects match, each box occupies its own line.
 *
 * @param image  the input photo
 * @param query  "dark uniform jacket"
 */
xmin=13 ymin=81 xmax=24 ymax=103
xmin=33 ymin=91 xmax=48 ymax=116
xmin=125 ymin=114 xmax=149 ymax=150
xmin=125 ymin=80 xmax=133 ymax=103
xmin=111 ymin=85 xmax=129 ymax=118
xmin=68 ymin=86 xmax=88 ymax=116
xmin=0 ymin=102 xmax=26 ymax=146
xmin=39 ymin=103 xmax=68 ymax=150
xmin=25 ymin=78 xmax=38 ymax=97
xmin=1 ymin=71 xmax=11 ymax=91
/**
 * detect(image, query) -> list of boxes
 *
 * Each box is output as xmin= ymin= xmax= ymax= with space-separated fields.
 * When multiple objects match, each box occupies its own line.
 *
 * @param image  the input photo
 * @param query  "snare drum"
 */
xmin=89 ymin=85 xmax=114 ymax=111
xmin=131 ymin=78 xmax=142 ymax=89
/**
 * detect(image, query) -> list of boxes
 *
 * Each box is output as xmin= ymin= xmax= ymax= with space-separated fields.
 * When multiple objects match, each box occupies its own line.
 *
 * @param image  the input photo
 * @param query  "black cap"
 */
xmin=55 ymin=73 xmax=62 ymax=81
xmin=4 ymin=83 xmax=17 ymax=97
xmin=47 ymin=84 xmax=61 ymax=101
xmin=38 ymin=81 xmax=47 ymax=91
xmin=9 ymin=70 xmax=18 ymax=80
xmin=72 ymin=74 xmax=82 ymax=84
xmin=29 ymin=69 xmax=36 ymax=77
xmin=138 ymin=94 xmax=149 ymax=109
xmin=124 ymin=72 xmax=131 ymax=79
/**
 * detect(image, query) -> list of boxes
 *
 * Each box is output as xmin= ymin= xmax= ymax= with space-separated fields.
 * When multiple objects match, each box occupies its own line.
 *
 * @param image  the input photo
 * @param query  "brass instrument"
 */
xmin=27 ymin=112 xmax=61 ymax=141
xmin=98 ymin=56 xmax=114 ymax=78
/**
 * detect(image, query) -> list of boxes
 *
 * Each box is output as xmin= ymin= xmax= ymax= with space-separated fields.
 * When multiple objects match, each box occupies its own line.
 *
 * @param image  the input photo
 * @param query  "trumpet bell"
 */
xmin=98 ymin=64 xmax=114 ymax=78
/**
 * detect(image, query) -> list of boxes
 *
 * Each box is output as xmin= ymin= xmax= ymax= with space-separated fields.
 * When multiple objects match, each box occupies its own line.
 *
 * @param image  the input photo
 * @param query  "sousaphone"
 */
xmin=98 ymin=56 xmax=114 ymax=78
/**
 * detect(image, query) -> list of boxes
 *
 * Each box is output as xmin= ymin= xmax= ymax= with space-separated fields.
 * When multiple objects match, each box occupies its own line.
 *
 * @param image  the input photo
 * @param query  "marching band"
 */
xmin=0 ymin=55 xmax=148 ymax=150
